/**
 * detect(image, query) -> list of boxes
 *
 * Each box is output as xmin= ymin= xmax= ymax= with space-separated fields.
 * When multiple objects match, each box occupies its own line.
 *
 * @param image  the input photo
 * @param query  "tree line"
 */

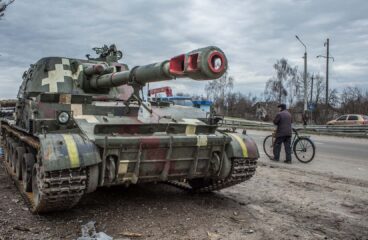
xmin=204 ymin=58 xmax=367 ymax=124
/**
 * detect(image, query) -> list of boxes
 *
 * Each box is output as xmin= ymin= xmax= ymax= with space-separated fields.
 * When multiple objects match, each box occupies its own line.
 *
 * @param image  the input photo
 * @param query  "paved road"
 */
xmin=246 ymin=129 xmax=368 ymax=181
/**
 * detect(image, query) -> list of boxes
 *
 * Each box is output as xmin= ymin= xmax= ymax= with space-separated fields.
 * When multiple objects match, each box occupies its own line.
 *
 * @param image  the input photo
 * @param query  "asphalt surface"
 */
xmin=246 ymin=129 xmax=368 ymax=182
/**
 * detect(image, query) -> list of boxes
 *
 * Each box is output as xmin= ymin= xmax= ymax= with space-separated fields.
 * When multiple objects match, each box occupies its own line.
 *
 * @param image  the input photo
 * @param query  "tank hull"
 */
xmin=1 ymin=119 xmax=258 ymax=213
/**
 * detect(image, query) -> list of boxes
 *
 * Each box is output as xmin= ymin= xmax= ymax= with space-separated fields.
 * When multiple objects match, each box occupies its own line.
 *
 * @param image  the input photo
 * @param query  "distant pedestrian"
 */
xmin=302 ymin=112 xmax=308 ymax=126
xmin=272 ymin=103 xmax=292 ymax=163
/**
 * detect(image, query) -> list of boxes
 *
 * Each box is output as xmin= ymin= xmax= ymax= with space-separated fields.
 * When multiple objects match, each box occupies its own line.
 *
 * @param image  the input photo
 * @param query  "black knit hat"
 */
xmin=277 ymin=103 xmax=286 ymax=110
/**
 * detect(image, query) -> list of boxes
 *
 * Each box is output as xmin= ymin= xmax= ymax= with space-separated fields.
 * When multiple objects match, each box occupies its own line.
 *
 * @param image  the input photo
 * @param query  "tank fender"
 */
xmin=38 ymin=134 xmax=101 ymax=171
xmin=225 ymin=133 xmax=259 ymax=159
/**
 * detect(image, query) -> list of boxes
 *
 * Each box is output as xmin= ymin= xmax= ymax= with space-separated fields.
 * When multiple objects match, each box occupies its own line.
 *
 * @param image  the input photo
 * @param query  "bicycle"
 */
xmin=263 ymin=128 xmax=316 ymax=163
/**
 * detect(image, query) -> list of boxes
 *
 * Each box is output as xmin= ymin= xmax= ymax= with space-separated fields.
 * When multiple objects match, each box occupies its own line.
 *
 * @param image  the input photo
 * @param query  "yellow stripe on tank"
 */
xmin=62 ymin=135 xmax=80 ymax=168
xmin=228 ymin=133 xmax=248 ymax=158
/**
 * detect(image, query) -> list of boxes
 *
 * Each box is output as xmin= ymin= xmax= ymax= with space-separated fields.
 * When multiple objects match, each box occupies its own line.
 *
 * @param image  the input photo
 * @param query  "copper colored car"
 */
xmin=326 ymin=114 xmax=368 ymax=125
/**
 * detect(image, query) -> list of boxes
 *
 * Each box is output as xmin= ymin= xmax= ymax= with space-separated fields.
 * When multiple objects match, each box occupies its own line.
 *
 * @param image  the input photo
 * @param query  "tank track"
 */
xmin=167 ymin=157 xmax=257 ymax=193
xmin=31 ymin=167 xmax=87 ymax=213
xmin=0 ymin=129 xmax=88 ymax=213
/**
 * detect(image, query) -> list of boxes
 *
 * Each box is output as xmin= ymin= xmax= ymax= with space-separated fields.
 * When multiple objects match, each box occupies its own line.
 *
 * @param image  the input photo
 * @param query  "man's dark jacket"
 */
xmin=273 ymin=110 xmax=292 ymax=137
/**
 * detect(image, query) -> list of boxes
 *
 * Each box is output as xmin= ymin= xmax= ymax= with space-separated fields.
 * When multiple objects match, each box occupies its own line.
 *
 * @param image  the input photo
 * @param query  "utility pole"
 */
xmin=296 ymin=35 xmax=308 ymax=113
xmin=317 ymin=39 xmax=334 ymax=106
xmin=325 ymin=38 xmax=329 ymax=106
xmin=304 ymin=51 xmax=307 ymax=112
xmin=308 ymin=74 xmax=314 ymax=125
xmin=310 ymin=74 xmax=314 ymax=104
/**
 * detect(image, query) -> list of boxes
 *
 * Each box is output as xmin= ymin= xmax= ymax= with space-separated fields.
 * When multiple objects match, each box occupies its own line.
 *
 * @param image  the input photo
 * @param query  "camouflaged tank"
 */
xmin=0 ymin=44 xmax=259 ymax=213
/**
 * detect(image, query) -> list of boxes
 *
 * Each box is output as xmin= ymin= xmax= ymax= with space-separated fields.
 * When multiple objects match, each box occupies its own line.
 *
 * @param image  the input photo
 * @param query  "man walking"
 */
xmin=272 ymin=104 xmax=292 ymax=163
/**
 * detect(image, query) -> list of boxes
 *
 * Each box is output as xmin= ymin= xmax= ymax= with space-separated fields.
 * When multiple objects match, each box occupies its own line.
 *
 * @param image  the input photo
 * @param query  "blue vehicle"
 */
xmin=150 ymin=96 xmax=213 ymax=113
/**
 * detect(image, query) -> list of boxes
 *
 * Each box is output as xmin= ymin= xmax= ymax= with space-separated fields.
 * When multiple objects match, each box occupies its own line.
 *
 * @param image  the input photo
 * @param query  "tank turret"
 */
xmin=81 ymin=46 xmax=227 ymax=92
xmin=17 ymin=45 xmax=227 ymax=99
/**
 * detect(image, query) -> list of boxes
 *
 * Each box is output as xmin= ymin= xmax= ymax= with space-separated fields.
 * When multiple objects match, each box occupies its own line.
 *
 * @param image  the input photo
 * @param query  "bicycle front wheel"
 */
xmin=263 ymin=135 xmax=274 ymax=159
xmin=293 ymin=137 xmax=315 ymax=163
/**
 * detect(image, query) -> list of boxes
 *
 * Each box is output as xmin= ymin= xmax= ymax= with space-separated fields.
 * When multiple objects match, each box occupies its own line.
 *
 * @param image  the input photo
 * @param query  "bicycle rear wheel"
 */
xmin=263 ymin=135 xmax=274 ymax=159
xmin=293 ymin=137 xmax=315 ymax=163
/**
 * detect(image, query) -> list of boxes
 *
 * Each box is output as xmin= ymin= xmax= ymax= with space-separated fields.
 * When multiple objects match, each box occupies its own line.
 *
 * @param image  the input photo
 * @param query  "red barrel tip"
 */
xmin=207 ymin=51 xmax=225 ymax=74
xmin=168 ymin=46 xmax=227 ymax=79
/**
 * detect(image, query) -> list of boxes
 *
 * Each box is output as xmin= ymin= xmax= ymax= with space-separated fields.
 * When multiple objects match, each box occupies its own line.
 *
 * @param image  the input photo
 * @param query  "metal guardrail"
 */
xmin=305 ymin=125 xmax=368 ymax=133
xmin=222 ymin=117 xmax=368 ymax=136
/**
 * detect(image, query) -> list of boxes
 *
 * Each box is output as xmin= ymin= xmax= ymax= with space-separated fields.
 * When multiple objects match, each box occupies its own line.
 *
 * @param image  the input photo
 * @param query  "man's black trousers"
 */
xmin=273 ymin=136 xmax=292 ymax=162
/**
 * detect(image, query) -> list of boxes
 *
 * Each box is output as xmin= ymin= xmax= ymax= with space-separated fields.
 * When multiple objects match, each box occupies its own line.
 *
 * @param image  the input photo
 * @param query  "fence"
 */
xmin=222 ymin=117 xmax=368 ymax=137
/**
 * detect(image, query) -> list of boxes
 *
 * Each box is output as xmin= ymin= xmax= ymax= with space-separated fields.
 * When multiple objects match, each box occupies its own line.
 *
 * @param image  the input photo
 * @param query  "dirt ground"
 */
xmin=0 ymin=159 xmax=368 ymax=240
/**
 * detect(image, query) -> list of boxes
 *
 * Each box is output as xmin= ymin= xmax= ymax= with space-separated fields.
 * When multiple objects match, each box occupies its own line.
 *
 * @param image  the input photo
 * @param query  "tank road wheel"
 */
xmin=31 ymin=162 xmax=88 ymax=213
xmin=5 ymin=139 xmax=14 ymax=164
xmin=10 ymin=142 xmax=19 ymax=170
xmin=22 ymin=153 xmax=35 ymax=192
xmin=86 ymin=165 xmax=99 ymax=193
xmin=31 ymin=163 xmax=42 ymax=211
xmin=187 ymin=157 xmax=257 ymax=193
xmin=15 ymin=147 xmax=26 ymax=179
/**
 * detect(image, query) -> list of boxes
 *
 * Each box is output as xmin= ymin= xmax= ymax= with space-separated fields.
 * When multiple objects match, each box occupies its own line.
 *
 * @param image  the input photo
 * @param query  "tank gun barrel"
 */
xmin=83 ymin=63 xmax=109 ymax=75
xmin=87 ymin=46 xmax=227 ymax=89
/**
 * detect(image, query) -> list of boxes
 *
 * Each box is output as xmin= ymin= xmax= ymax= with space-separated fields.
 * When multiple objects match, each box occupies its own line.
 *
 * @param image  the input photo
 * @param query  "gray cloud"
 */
xmin=0 ymin=0 xmax=367 ymax=99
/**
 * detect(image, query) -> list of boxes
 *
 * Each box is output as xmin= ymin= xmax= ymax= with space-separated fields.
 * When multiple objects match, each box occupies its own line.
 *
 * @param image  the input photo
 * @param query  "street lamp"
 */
xmin=295 ymin=35 xmax=306 ymax=52
xmin=295 ymin=35 xmax=308 ymax=113
xmin=316 ymin=55 xmax=334 ymax=61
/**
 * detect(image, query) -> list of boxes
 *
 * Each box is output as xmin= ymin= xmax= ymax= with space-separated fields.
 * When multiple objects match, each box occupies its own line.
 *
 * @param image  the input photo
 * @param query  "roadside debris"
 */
xmin=243 ymin=229 xmax=255 ymax=234
xmin=207 ymin=231 xmax=221 ymax=240
xmin=229 ymin=216 xmax=247 ymax=223
xmin=77 ymin=221 xmax=113 ymax=240
xmin=13 ymin=225 xmax=30 ymax=232
xmin=119 ymin=231 xmax=143 ymax=238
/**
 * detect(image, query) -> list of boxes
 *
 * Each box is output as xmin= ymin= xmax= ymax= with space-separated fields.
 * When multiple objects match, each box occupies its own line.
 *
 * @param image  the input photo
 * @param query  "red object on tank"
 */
xmin=187 ymin=53 xmax=199 ymax=72
xmin=148 ymin=86 xmax=173 ymax=97
xmin=207 ymin=51 xmax=225 ymax=73
xmin=169 ymin=54 xmax=185 ymax=75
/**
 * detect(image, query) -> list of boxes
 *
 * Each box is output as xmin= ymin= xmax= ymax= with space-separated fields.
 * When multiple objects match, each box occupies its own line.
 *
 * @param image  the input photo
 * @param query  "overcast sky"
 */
xmin=0 ymin=0 xmax=367 ymax=99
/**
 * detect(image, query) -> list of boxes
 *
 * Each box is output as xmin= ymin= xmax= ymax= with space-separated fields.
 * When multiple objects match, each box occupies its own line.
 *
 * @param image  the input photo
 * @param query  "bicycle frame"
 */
xmin=271 ymin=128 xmax=309 ymax=147
xmin=291 ymin=128 xmax=299 ymax=147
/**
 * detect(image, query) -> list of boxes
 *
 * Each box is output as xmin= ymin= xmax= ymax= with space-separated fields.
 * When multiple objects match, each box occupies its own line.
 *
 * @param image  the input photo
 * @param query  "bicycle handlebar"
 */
xmin=292 ymin=127 xmax=304 ymax=132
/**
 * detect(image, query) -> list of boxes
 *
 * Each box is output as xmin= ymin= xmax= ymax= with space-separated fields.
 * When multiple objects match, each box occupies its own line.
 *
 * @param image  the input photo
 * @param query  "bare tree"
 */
xmin=286 ymin=71 xmax=302 ymax=106
xmin=262 ymin=57 xmax=368 ymax=123
xmin=264 ymin=77 xmax=287 ymax=102
xmin=205 ymin=73 xmax=234 ymax=114
xmin=312 ymin=73 xmax=325 ymax=104
xmin=0 ymin=0 xmax=14 ymax=19
xmin=220 ymin=92 xmax=258 ymax=118
xmin=264 ymin=58 xmax=298 ymax=104
xmin=328 ymin=88 xmax=339 ymax=107
xmin=340 ymin=87 xmax=368 ymax=114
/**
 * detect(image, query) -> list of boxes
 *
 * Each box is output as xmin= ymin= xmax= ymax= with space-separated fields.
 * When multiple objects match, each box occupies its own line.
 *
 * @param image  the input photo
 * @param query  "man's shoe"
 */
xmin=284 ymin=160 xmax=292 ymax=164
xmin=270 ymin=157 xmax=279 ymax=162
